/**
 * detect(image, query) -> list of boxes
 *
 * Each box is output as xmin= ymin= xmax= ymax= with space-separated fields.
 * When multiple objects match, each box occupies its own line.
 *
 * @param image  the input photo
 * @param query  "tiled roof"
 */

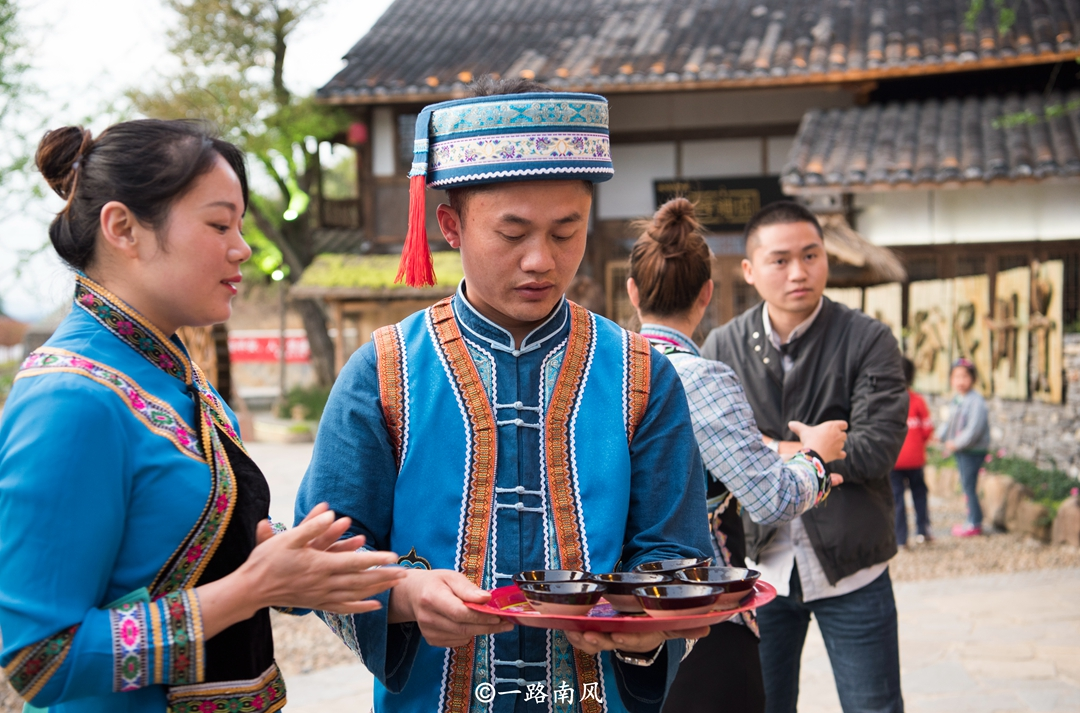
xmin=781 ymin=90 xmax=1080 ymax=191
xmin=318 ymin=0 xmax=1080 ymax=103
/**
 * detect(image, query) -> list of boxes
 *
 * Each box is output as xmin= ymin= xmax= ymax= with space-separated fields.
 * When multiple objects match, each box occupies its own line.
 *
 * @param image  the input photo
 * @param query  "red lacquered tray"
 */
xmin=465 ymin=581 xmax=776 ymax=633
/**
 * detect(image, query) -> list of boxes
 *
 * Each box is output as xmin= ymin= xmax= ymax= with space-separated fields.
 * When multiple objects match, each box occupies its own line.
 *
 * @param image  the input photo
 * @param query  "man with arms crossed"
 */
xmin=296 ymin=79 xmax=712 ymax=712
xmin=702 ymin=201 xmax=907 ymax=713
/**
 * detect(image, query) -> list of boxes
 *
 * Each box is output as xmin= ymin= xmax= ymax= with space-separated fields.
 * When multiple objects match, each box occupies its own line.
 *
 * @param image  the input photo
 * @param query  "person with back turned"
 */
xmin=701 ymin=201 xmax=908 ymax=713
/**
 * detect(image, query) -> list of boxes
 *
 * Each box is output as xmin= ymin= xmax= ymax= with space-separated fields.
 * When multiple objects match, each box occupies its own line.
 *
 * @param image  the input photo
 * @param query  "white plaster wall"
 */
xmin=855 ymin=183 xmax=1080 ymax=246
xmin=372 ymin=107 xmax=396 ymax=177
xmin=597 ymin=142 xmax=676 ymax=219
xmin=767 ymin=136 xmax=796 ymax=173
xmin=607 ymin=88 xmax=855 ymax=132
xmin=681 ymin=138 xmax=762 ymax=177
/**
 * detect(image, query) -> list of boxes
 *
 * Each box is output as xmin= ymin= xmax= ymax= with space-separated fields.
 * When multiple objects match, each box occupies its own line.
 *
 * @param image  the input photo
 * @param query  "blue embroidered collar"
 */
xmin=452 ymin=280 xmax=569 ymax=356
xmin=73 ymin=273 xmax=194 ymax=385
xmin=639 ymin=323 xmax=700 ymax=357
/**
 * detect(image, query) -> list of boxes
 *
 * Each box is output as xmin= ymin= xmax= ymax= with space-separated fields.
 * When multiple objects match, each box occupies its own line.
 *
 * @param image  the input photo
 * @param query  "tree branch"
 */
xmin=248 ymin=201 xmax=304 ymax=277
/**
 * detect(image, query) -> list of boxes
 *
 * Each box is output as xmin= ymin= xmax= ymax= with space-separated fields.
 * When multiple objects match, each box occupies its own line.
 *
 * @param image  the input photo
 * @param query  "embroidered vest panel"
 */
xmin=372 ymin=298 xmax=651 ymax=713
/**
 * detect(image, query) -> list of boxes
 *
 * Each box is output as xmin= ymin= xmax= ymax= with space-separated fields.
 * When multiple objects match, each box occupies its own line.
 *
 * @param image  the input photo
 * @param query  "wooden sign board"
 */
xmin=908 ymin=279 xmax=953 ymax=394
xmin=864 ymin=283 xmax=903 ymax=346
xmin=824 ymin=287 xmax=863 ymax=311
xmin=1031 ymin=260 xmax=1064 ymax=404
xmin=990 ymin=266 xmax=1030 ymax=400
xmin=951 ymin=274 xmax=992 ymax=397
xmin=654 ymin=176 xmax=786 ymax=231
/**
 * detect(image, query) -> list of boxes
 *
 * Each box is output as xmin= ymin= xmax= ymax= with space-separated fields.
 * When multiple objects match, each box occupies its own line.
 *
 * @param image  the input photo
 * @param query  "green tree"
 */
xmin=0 ymin=0 xmax=42 ymax=216
xmin=132 ymin=0 xmax=345 ymax=386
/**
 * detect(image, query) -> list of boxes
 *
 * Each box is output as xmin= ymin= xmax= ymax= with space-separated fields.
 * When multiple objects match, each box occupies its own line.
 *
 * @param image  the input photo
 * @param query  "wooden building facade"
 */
xmin=310 ymin=0 xmax=1080 ymax=345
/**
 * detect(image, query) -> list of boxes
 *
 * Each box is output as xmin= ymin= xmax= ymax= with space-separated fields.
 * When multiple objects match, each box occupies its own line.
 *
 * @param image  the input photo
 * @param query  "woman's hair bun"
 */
xmin=628 ymin=197 xmax=712 ymax=317
xmin=646 ymin=196 xmax=704 ymax=252
xmin=36 ymin=126 xmax=94 ymax=200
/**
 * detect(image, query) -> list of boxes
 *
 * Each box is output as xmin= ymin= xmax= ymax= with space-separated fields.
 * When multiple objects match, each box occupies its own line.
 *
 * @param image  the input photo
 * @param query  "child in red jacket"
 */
xmin=892 ymin=357 xmax=935 ymax=545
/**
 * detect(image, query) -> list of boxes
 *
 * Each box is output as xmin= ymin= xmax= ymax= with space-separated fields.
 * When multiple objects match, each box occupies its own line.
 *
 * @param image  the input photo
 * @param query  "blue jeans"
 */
xmin=758 ymin=567 xmax=903 ymax=713
xmin=890 ymin=468 xmax=930 ymax=545
xmin=955 ymin=451 xmax=986 ymax=527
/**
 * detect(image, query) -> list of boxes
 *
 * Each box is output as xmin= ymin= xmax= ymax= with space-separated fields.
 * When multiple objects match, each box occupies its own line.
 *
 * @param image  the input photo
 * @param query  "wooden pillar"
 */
xmin=332 ymin=299 xmax=345 ymax=376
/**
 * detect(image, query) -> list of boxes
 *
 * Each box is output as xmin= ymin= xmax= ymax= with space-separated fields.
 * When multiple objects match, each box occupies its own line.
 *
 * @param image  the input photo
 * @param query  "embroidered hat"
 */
xmin=396 ymin=92 xmax=614 ymax=287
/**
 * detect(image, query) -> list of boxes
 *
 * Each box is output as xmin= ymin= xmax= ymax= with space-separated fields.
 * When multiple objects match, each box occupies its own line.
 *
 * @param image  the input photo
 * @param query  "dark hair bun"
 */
xmin=628 ymin=198 xmax=712 ymax=317
xmin=36 ymin=126 xmax=94 ymax=200
xmin=34 ymin=119 xmax=249 ymax=272
xmin=650 ymin=197 xmax=700 ymax=249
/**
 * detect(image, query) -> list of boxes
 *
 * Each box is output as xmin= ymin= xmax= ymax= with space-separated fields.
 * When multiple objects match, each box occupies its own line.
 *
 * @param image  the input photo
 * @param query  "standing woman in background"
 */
xmin=626 ymin=198 xmax=847 ymax=713
xmin=0 ymin=120 xmax=404 ymax=713
xmin=938 ymin=357 xmax=991 ymax=537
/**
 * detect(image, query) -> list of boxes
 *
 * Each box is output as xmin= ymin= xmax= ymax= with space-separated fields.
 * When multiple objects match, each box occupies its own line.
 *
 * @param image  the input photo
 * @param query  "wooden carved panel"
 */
xmin=951 ymin=274 xmax=992 ymax=397
xmin=908 ymin=279 xmax=953 ymax=395
xmin=989 ymin=266 xmax=1030 ymax=400
xmin=864 ymin=282 xmax=902 ymax=346
xmin=1031 ymin=260 xmax=1064 ymax=404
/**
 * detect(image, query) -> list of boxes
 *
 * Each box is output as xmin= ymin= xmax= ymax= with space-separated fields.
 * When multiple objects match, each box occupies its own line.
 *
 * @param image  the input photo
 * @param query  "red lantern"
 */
xmin=347 ymin=122 xmax=369 ymax=146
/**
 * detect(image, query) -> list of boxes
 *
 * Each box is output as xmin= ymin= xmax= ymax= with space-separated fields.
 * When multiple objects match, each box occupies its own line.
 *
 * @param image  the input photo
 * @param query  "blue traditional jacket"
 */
xmin=296 ymin=286 xmax=712 ymax=713
xmin=0 ymin=275 xmax=284 ymax=713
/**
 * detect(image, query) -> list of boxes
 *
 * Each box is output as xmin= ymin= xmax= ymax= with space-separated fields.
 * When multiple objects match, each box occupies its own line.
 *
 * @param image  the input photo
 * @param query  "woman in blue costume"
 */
xmin=0 ymin=120 xmax=405 ymax=713
xmin=625 ymin=199 xmax=848 ymax=713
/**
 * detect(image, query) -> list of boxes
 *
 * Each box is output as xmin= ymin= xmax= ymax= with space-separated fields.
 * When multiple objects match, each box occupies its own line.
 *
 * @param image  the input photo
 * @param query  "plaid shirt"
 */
xmin=640 ymin=325 xmax=821 ymax=532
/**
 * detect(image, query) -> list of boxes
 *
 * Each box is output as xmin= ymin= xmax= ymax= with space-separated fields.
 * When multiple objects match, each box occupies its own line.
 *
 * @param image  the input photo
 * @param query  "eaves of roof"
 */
xmin=318 ymin=49 xmax=1080 ymax=106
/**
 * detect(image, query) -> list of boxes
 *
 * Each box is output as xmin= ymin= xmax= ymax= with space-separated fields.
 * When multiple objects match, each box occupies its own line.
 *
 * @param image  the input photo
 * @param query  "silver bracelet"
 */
xmin=765 ymin=437 xmax=780 ymax=453
xmin=680 ymin=637 xmax=698 ymax=661
xmin=613 ymin=642 xmax=665 ymax=667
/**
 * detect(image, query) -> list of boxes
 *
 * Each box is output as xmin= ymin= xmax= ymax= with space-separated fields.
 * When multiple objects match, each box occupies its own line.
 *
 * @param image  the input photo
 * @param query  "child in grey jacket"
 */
xmin=938 ymin=357 xmax=990 ymax=536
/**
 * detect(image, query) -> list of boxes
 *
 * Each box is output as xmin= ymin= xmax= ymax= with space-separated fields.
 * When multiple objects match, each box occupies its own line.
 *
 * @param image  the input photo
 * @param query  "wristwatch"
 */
xmin=614 ymin=642 xmax=665 ymax=666
xmin=765 ymin=436 xmax=780 ymax=453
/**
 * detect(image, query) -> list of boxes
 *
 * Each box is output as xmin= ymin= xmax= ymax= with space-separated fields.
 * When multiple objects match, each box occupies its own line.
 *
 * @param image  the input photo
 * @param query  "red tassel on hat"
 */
xmin=395 ymin=173 xmax=436 ymax=287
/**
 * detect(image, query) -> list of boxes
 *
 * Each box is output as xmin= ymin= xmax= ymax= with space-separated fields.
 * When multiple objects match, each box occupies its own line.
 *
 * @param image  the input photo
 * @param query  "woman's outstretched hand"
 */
xmin=198 ymin=502 xmax=406 ymax=639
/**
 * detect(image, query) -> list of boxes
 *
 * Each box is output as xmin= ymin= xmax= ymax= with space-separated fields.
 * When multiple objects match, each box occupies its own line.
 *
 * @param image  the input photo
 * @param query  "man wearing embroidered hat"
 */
xmin=296 ymin=78 xmax=713 ymax=712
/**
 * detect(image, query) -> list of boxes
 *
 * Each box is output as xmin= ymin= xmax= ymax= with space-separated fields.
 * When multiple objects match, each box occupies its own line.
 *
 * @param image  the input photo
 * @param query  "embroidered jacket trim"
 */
xmin=166 ymin=662 xmax=286 ymax=713
xmin=372 ymin=324 xmax=408 ymax=470
xmin=2 ymin=625 xmax=78 ymax=702
xmin=428 ymin=297 xmax=497 ymax=713
xmin=16 ymin=348 xmax=203 ymax=462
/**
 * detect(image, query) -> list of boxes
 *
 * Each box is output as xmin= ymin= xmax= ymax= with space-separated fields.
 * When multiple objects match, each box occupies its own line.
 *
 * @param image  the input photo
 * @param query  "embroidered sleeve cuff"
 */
xmin=3 ymin=625 xmax=79 ymax=703
xmin=797 ymin=448 xmax=832 ymax=505
xmin=110 ymin=589 xmax=205 ymax=691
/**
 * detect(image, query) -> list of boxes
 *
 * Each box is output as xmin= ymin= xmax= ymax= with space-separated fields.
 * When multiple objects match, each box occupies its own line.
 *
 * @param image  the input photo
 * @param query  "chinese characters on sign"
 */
xmin=654 ymin=176 xmax=786 ymax=232
xmin=227 ymin=329 xmax=311 ymax=363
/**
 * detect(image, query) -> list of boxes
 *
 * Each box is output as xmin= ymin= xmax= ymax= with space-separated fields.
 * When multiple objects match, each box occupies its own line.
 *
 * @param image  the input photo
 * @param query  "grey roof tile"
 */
xmin=783 ymin=91 xmax=1080 ymax=189
xmin=318 ymin=0 xmax=1080 ymax=101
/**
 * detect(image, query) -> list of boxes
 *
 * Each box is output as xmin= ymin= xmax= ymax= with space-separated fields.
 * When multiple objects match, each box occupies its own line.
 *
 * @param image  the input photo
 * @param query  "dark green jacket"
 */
xmin=702 ymin=297 xmax=908 ymax=584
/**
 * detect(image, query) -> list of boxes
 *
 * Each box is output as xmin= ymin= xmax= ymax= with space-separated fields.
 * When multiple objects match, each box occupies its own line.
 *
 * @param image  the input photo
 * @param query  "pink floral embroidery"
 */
xmin=252 ymin=694 xmax=264 ymax=709
xmin=199 ymin=701 xmax=215 ymax=713
xmin=117 ymin=320 xmax=135 ymax=336
xmin=80 ymin=294 xmax=95 ymax=307
xmin=70 ymin=358 xmax=95 ymax=370
xmin=216 ymin=494 xmax=229 ymax=512
xmin=158 ymin=354 xmax=175 ymax=371
xmin=120 ymin=619 xmax=140 ymax=646
xmin=185 ymin=544 xmax=203 ymax=563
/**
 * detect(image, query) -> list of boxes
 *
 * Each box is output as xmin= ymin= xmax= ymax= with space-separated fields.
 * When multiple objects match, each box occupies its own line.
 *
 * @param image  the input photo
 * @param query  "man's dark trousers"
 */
xmin=757 ymin=567 xmax=903 ymax=713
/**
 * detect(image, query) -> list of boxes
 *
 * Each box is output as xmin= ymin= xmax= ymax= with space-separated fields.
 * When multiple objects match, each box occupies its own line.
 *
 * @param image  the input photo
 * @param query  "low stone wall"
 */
xmin=924 ymin=333 xmax=1080 ymax=476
